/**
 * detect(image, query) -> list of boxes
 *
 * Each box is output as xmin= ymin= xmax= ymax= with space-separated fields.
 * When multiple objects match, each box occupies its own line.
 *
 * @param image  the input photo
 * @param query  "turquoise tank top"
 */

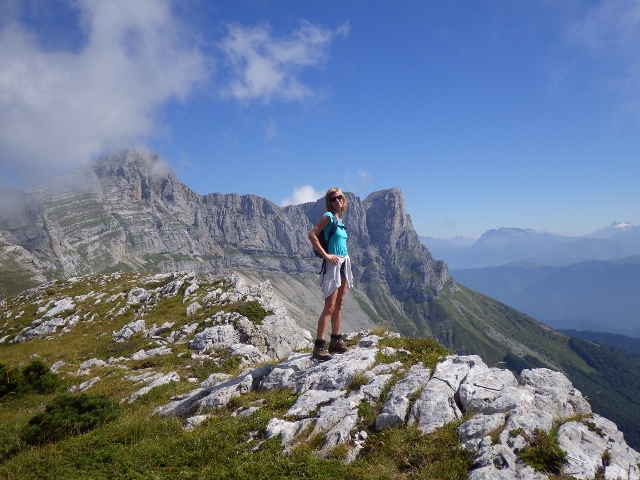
xmin=323 ymin=212 xmax=348 ymax=256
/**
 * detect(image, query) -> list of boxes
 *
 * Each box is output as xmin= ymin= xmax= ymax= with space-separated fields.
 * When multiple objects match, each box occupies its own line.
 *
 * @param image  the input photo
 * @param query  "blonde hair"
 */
xmin=325 ymin=187 xmax=347 ymax=214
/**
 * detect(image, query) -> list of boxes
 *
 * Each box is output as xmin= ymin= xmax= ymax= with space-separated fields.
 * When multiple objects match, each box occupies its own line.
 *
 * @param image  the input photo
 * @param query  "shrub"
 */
xmin=0 ymin=359 xmax=61 ymax=398
xmin=21 ymin=393 xmax=120 ymax=445
xmin=0 ymin=363 xmax=24 ymax=397
xmin=19 ymin=359 xmax=62 ymax=394
xmin=518 ymin=428 xmax=567 ymax=474
xmin=231 ymin=301 xmax=273 ymax=325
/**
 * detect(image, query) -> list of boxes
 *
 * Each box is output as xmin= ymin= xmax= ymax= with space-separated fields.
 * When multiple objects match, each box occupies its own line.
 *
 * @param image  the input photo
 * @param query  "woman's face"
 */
xmin=326 ymin=189 xmax=346 ymax=212
xmin=329 ymin=192 xmax=344 ymax=212
xmin=329 ymin=193 xmax=343 ymax=207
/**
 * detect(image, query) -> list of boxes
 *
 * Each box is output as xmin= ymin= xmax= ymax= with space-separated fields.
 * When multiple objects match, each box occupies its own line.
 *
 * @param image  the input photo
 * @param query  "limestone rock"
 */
xmin=69 ymin=377 xmax=100 ymax=393
xmin=153 ymin=332 xmax=640 ymax=477
xmin=520 ymin=368 xmax=592 ymax=419
xmin=190 ymin=325 xmax=240 ymax=352
xmin=408 ymin=355 xmax=481 ymax=433
xmin=458 ymin=364 xmax=519 ymax=414
xmin=558 ymin=414 xmax=640 ymax=480
xmin=127 ymin=372 xmax=180 ymax=403
xmin=131 ymin=346 xmax=172 ymax=361
xmin=457 ymin=412 xmax=506 ymax=451
xmin=376 ymin=363 xmax=431 ymax=431
xmin=113 ymin=320 xmax=146 ymax=342
xmin=127 ymin=288 xmax=150 ymax=304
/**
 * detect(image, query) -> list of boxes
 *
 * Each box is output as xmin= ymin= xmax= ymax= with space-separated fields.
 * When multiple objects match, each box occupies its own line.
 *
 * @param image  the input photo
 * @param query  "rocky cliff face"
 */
xmin=0 ymin=149 xmax=450 ymax=335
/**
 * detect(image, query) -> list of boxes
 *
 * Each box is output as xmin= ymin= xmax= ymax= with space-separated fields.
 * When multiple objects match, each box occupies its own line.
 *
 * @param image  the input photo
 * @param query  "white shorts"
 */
xmin=321 ymin=255 xmax=354 ymax=299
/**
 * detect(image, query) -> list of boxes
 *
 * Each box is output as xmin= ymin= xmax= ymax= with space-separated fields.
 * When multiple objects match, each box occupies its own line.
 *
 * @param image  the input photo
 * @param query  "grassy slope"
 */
xmin=560 ymin=329 xmax=640 ymax=356
xmin=0 ymin=273 xmax=472 ymax=479
xmin=2 ymin=271 xmax=640 ymax=477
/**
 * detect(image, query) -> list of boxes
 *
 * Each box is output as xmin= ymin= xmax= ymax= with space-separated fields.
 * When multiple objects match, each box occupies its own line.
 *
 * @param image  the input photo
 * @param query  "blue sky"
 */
xmin=1 ymin=0 xmax=639 ymax=238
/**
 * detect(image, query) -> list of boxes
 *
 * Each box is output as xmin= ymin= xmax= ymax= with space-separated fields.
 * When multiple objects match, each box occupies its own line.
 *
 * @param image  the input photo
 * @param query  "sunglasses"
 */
xmin=330 ymin=195 xmax=344 ymax=202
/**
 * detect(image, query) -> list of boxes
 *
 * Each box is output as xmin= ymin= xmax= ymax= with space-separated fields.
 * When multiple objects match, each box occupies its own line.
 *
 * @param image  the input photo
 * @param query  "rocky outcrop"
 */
xmin=9 ymin=272 xmax=312 ymax=365
xmin=155 ymin=331 xmax=640 ymax=479
xmin=2 ymin=270 xmax=639 ymax=478
xmin=0 ymin=189 xmax=48 ymax=250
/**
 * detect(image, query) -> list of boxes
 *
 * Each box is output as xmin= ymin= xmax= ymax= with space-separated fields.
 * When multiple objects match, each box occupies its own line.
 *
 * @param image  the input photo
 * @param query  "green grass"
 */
xmin=359 ymin=422 xmax=473 ymax=479
xmin=231 ymin=301 xmax=273 ymax=325
xmin=377 ymin=336 xmax=449 ymax=371
xmin=0 ymin=272 xmax=481 ymax=479
xmin=0 ymin=386 xmax=474 ymax=480
xmin=517 ymin=427 xmax=567 ymax=475
xmin=6 ymin=271 xmax=631 ymax=478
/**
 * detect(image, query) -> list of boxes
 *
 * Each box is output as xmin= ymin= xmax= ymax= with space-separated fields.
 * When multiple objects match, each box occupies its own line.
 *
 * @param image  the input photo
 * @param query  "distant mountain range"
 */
xmin=422 ymin=223 xmax=640 ymax=269
xmin=421 ymin=224 xmax=640 ymax=337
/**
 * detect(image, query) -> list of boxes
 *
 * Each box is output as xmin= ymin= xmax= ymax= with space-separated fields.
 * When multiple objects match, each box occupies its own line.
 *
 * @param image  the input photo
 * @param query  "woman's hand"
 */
xmin=326 ymin=254 xmax=340 ymax=264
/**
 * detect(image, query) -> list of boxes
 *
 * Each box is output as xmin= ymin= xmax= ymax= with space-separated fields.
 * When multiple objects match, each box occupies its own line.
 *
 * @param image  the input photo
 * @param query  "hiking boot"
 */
xmin=329 ymin=334 xmax=348 ymax=354
xmin=312 ymin=341 xmax=332 ymax=362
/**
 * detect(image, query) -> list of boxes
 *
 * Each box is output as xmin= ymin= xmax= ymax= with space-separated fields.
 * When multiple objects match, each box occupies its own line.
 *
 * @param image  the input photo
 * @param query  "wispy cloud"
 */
xmin=264 ymin=118 xmax=278 ymax=141
xmin=566 ymin=0 xmax=640 ymax=112
xmin=0 ymin=1 xmax=347 ymax=185
xmin=279 ymin=185 xmax=324 ymax=206
xmin=218 ymin=20 xmax=349 ymax=104
xmin=343 ymin=169 xmax=373 ymax=193
xmin=0 ymin=0 xmax=209 ymax=184
xmin=566 ymin=1 xmax=640 ymax=51
xmin=357 ymin=169 xmax=372 ymax=183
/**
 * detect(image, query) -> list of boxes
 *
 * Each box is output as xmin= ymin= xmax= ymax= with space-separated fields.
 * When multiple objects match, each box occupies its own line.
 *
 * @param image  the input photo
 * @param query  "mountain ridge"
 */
xmin=0 ymin=149 xmax=450 ymax=337
xmin=422 ymin=224 xmax=640 ymax=269
xmin=4 ymin=149 xmax=640 ymax=450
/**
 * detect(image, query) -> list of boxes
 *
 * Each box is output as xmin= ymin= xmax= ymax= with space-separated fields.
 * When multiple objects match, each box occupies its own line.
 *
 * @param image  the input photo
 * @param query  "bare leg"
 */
xmin=316 ymin=289 xmax=338 ymax=340
xmin=330 ymin=280 xmax=348 ymax=335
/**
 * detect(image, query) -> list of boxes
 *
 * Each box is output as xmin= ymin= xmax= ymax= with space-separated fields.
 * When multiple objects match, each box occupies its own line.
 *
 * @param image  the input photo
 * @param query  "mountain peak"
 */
xmin=93 ymin=148 xmax=174 ymax=182
xmin=608 ymin=221 xmax=633 ymax=229
xmin=588 ymin=221 xmax=639 ymax=240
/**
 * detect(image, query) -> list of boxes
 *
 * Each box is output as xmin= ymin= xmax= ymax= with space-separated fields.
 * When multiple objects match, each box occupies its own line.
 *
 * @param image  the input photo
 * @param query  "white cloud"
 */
xmin=272 ymin=148 xmax=289 ymax=157
xmin=566 ymin=1 xmax=640 ymax=51
xmin=0 ymin=0 xmax=210 ymax=184
xmin=218 ymin=20 xmax=349 ymax=103
xmin=343 ymin=169 xmax=373 ymax=193
xmin=279 ymin=185 xmax=323 ymax=206
xmin=0 ymin=1 xmax=347 ymax=186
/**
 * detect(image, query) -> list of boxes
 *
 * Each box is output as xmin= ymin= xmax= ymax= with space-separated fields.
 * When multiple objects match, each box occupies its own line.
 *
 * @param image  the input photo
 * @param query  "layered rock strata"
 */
xmin=0 ymin=149 xmax=449 ymax=335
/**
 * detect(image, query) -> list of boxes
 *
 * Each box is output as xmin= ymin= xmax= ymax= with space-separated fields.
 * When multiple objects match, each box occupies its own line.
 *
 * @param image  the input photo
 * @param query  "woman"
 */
xmin=308 ymin=187 xmax=354 ymax=361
